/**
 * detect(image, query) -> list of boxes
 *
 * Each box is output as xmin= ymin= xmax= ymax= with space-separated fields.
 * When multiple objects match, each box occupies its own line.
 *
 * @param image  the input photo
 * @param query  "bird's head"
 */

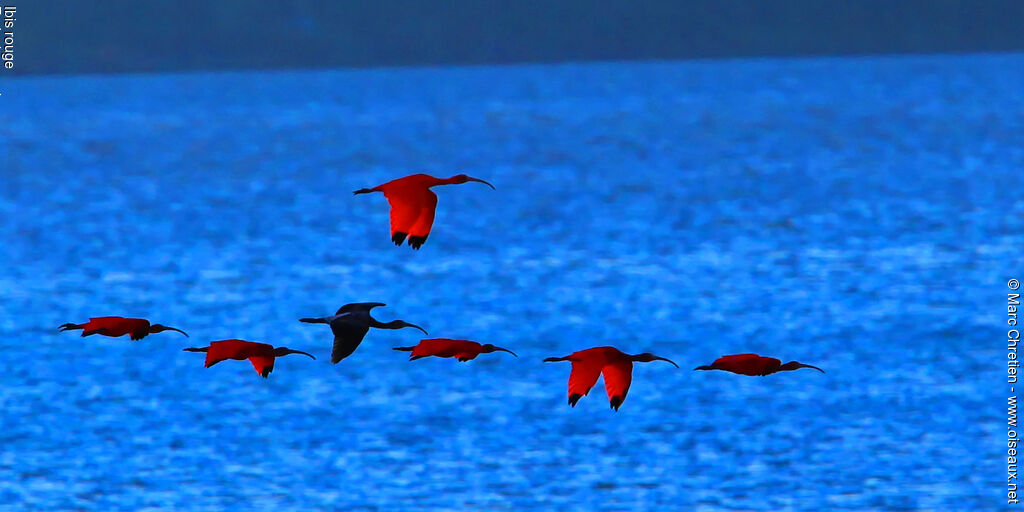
xmin=273 ymin=347 xmax=316 ymax=360
xmin=631 ymin=353 xmax=679 ymax=368
xmin=480 ymin=344 xmax=518 ymax=357
xmin=779 ymin=361 xmax=824 ymax=373
xmin=451 ymin=174 xmax=495 ymax=190
xmin=149 ymin=324 xmax=188 ymax=337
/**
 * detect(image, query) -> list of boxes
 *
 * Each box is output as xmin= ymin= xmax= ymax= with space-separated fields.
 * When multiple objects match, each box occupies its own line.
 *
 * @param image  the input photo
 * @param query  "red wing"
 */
xmin=715 ymin=353 xmax=778 ymax=375
xmin=205 ymin=340 xmax=262 ymax=367
xmin=204 ymin=341 xmax=236 ymax=367
xmin=602 ymin=359 xmax=633 ymax=410
xmin=416 ymin=339 xmax=475 ymax=358
xmin=567 ymin=360 xmax=603 ymax=405
xmin=714 ymin=353 xmax=761 ymax=366
xmin=384 ymin=188 xmax=435 ymax=236
xmin=455 ymin=352 xmax=478 ymax=362
xmin=88 ymin=316 xmax=123 ymax=326
xmin=84 ymin=317 xmax=137 ymax=337
xmin=408 ymin=190 xmax=438 ymax=238
xmin=248 ymin=356 xmax=275 ymax=378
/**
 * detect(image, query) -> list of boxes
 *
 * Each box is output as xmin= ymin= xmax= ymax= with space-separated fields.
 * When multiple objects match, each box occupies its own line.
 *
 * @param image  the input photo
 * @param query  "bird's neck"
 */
xmin=628 ymin=354 xmax=649 ymax=363
xmin=369 ymin=318 xmax=403 ymax=330
xmin=425 ymin=175 xmax=460 ymax=188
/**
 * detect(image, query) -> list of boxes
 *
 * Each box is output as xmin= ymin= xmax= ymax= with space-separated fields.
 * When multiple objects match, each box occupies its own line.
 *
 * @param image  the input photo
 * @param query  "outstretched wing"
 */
xmin=714 ymin=353 xmax=761 ymax=366
xmin=205 ymin=339 xmax=259 ymax=368
xmin=567 ymin=360 xmax=603 ymax=407
xmin=88 ymin=316 xmax=123 ymax=324
xmin=408 ymin=190 xmax=438 ymax=239
xmin=335 ymin=303 xmax=385 ymax=315
xmin=328 ymin=315 xmax=371 ymax=364
xmin=384 ymin=188 xmax=433 ymax=239
xmin=248 ymin=356 xmax=275 ymax=378
xmin=84 ymin=316 xmax=138 ymax=338
xmin=601 ymin=359 xmax=633 ymax=411
xmin=714 ymin=353 xmax=778 ymax=376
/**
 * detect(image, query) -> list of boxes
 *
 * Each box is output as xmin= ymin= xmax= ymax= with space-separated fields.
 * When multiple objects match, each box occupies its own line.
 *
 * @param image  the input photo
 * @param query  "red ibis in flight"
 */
xmin=353 ymin=173 xmax=495 ymax=249
xmin=183 ymin=339 xmax=314 ymax=378
xmin=299 ymin=302 xmax=427 ymax=363
xmin=58 ymin=316 xmax=188 ymax=340
xmin=694 ymin=353 xmax=825 ymax=376
xmin=543 ymin=346 xmax=678 ymax=411
xmin=393 ymin=338 xmax=517 ymax=362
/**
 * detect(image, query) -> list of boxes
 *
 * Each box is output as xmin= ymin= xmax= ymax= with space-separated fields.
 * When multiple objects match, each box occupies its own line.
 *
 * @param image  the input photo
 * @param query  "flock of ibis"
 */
xmin=59 ymin=173 xmax=823 ymax=410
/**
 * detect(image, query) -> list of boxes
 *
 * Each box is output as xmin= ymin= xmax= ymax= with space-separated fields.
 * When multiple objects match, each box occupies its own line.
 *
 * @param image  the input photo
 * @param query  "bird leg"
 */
xmin=543 ymin=356 xmax=573 ymax=363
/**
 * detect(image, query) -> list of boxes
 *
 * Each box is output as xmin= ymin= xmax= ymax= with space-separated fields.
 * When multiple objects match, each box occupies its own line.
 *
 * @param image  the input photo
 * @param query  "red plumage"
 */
xmin=545 ymin=346 xmax=677 ymax=411
xmin=355 ymin=173 xmax=494 ymax=249
xmin=395 ymin=338 xmax=517 ymax=362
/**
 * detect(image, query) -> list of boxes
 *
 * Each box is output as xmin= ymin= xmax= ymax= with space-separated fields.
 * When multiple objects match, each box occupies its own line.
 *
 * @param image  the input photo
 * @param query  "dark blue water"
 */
xmin=1 ymin=54 xmax=1019 ymax=510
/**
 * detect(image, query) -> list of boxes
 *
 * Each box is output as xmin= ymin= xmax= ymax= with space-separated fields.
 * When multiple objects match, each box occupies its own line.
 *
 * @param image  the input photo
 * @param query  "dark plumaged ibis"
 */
xmin=393 ymin=338 xmax=517 ymax=362
xmin=58 ymin=316 xmax=188 ymax=341
xmin=694 ymin=353 xmax=824 ymax=376
xmin=183 ymin=339 xmax=314 ymax=378
xmin=299 ymin=302 xmax=427 ymax=363
xmin=544 ymin=346 xmax=678 ymax=411
xmin=353 ymin=173 xmax=495 ymax=249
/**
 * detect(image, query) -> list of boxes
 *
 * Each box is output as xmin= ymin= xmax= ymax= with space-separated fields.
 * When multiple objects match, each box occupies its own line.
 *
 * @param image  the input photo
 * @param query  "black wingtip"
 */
xmin=568 ymin=393 xmax=582 ymax=407
xmin=409 ymin=235 xmax=427 ymax=249
xmin=392 ymin=232 xmax=408 ymax=245
xmin=610 ymin=396 xmax=624 ymax=411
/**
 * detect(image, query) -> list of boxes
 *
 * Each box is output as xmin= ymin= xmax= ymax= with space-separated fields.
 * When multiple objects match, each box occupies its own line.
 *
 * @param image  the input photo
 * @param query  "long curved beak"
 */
xmin=467 ymin=177 xmax=496 ymax=190
xmin=801 ymin=363 xmax=825 ymax=373
xmin=407 ymin=322 xmax=429 ymax=335
xmin=495 ymin=347 xmax=518 ymax=357
xmin=290 ymin=350 xmax=316 ymax=360
xmin=654 ymin=356 xmax=680 ymax=368
xmin=167 ymin=327 xmax=189 ymax=337
xmin=693 ymin=365 xmax=713 ymax=371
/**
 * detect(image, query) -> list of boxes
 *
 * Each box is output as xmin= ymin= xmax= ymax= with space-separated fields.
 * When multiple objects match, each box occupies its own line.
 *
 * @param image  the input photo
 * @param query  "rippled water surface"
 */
xmin=1 ymin=54 xmax=1020 ymax=511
